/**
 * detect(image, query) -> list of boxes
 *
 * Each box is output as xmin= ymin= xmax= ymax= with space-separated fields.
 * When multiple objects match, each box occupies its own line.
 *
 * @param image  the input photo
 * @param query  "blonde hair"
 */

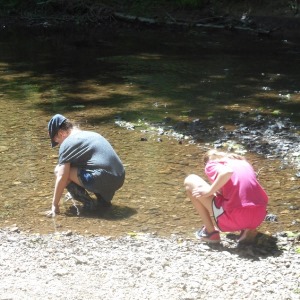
xmin=203 ymin=149 xmax=245 ymax=164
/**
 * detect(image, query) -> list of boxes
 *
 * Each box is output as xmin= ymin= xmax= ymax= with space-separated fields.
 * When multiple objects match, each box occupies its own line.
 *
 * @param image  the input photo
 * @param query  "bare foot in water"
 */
xmin=238 ymin=229 xmax=258 ymax=244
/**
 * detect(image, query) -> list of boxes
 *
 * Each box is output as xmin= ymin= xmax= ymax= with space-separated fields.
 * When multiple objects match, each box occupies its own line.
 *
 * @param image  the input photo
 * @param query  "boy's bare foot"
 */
xmin=238 ymin=229 xmax=258 ymax=244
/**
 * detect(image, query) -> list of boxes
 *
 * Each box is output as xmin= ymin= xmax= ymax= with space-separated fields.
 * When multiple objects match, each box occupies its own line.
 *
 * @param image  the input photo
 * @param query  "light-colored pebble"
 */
xmin=0 ymin=229 xmax=299 ymax=300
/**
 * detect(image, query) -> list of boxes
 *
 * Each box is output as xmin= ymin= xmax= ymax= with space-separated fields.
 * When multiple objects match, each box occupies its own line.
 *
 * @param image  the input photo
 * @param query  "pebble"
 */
xmin=0 ymin=229 xmax=299 ymax=300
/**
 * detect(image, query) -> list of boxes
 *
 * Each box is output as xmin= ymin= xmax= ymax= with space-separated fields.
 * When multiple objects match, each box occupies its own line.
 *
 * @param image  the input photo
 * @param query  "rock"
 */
xmin=9 ymin=226 xmax=20 ymax=233
xmin=265 ymin=214 xmax=278 ymax=222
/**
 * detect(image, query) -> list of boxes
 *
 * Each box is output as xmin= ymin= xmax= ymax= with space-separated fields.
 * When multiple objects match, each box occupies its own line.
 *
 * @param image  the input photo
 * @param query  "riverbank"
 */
xmin=1 ymin=1 xmax=300 ymax=40
xmin=0 ymin=227 xmax=299 ymax=300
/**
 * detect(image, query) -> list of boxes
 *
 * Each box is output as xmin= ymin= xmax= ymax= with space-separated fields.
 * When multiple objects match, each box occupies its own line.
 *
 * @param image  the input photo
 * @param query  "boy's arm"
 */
xmin=49 ymin=163 xmax=70 ymax=216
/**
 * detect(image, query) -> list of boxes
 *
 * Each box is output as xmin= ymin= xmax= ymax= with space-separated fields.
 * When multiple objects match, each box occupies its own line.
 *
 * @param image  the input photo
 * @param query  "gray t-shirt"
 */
xmin=59 ymin=130 xmax=124 ymax=177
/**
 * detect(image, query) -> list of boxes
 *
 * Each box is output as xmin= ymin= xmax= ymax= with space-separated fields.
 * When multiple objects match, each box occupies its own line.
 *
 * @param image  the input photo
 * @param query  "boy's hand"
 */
xmin=46 ymin=204 xmax=60 ymax=217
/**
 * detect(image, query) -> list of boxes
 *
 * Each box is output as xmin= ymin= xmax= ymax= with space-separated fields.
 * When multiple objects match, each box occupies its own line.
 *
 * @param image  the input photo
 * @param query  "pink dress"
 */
xmin=205 ymin=159 xmax=268 ymax=231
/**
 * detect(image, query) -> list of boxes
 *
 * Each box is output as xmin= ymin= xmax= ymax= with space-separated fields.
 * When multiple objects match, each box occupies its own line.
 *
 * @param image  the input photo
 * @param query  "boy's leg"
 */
xmin=184 ymin=174 xmax=216 ymax=234
xmin=66 ymin=167 xmax=96 ymax=210
xmin=69 ymin=167 xmax=84 ymax=187
xmin=54 ymin=164 xmax=84 ymax=188
xmin=95 ymin=193 xmax=112 ymax=207
xmin=54 ymin=164 xmax=96 ymax=210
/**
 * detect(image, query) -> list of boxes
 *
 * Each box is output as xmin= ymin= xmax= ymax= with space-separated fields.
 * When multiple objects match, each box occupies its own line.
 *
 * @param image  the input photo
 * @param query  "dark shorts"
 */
xmin=78 ymin=168 xmax=125 ymax=202
xmin=212 ymin=195 xmax=267 ymax=232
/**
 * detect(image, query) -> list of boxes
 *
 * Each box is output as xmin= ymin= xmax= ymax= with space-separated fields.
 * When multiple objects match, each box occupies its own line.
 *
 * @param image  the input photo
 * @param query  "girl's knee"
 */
xmin=184 ymin=174 xmax=208 ymax=189
xmin=184 ymin=174 xmax=199 ymax=186
xmin=184 ymin=175 xmax=197 ymax=194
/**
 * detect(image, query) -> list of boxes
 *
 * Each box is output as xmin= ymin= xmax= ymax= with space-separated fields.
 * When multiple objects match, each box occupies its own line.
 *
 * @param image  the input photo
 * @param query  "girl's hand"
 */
xmin=192 ymin=186 xmax=212 ymax=199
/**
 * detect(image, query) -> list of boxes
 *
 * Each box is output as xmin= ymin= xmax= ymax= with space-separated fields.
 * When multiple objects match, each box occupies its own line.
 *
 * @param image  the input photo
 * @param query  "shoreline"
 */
xmin=0 ymin=228 xmax=299 ymax=299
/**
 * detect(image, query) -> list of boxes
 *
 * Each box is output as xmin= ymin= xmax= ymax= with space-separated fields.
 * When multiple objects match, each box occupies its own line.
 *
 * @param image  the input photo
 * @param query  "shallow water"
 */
xmin=0 ymin=25 xmax=299 ymax=237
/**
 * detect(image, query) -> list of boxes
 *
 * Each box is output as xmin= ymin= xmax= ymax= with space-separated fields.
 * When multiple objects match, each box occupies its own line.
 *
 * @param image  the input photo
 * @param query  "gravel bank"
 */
xmin=0 ymin=228 xmax=299 ymax=300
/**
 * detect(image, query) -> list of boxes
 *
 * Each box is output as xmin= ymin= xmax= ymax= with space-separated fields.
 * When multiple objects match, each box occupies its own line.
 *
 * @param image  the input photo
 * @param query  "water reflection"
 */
xmin=0 ymin=26 xmax=299 ymax=237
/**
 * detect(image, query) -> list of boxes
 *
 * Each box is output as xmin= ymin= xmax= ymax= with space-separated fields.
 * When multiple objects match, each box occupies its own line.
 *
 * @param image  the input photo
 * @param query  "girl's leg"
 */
xmin=238 ymin=229 xmax=258 ymax=243
xmin=184 ymin=174 xmax=216 ymax=233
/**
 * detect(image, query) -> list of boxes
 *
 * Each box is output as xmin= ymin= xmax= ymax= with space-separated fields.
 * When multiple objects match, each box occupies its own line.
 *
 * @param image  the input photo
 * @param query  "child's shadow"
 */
xmin=64 ymin=203 xmax=137 ymax=220
xmin=209 ymin=232 xmax=283 ymax=259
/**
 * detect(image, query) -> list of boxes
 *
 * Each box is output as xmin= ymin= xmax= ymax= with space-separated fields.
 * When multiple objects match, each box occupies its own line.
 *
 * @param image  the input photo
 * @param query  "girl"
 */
xmin=184 ymin=149 xmax=268 ymax=243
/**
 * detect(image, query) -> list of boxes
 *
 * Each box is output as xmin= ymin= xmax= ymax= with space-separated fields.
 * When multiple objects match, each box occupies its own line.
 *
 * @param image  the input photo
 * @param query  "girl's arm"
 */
xmin=208 ymin=165 xmax=233 ymax=196
xmin=192 ymin=164 xmax=233 ymax=198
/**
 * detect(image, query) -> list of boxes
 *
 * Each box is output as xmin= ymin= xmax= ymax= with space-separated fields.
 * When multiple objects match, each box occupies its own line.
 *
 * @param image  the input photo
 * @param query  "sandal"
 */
xmin=195 ymin=226 xmax=221 ymax=243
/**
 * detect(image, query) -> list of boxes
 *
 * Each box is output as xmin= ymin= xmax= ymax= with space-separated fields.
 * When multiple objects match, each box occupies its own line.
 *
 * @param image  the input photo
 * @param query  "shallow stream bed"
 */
xmin=0 ymin=24 xmax=299 ymax=237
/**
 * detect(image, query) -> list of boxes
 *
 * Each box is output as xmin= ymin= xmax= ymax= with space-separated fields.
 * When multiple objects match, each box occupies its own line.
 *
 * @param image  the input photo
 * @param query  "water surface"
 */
xmin=0 ymin=25 xmax=299 ymax=237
